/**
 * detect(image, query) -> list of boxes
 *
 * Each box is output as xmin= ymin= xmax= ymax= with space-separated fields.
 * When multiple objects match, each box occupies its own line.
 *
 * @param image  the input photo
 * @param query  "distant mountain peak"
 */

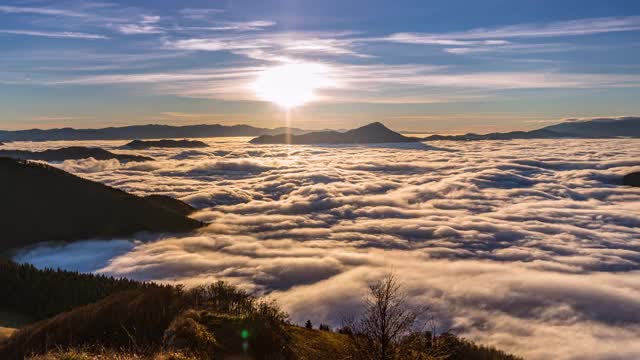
xmin=250 ymin=122 xmax=420 ymax=144
xmin=356 ymin=122 xmax=387 ymax=130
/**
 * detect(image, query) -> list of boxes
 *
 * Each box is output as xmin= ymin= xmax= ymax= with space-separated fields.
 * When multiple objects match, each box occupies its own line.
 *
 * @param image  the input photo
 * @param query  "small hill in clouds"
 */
xmin=123 ymin=139 xmax=208 ymax=149
xmin=0 ymin=124 xmax=309 ymax=142
xmin=424 ymin=116 xmax=640 ymax=141
xmin=624 ymin=172 xmax=640 ymax=187
xmin=251 ymin=122 xmax=422 ymax=144
xmin=0 ymin=158 xmax=201 ymax=252
xmin=0 ymin=146 xmax=152 ymax=162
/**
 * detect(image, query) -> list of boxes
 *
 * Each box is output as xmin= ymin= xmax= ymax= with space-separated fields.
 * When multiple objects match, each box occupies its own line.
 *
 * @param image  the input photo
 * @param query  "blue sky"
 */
xmin=1 ymin=0 xmax=640 ymax=132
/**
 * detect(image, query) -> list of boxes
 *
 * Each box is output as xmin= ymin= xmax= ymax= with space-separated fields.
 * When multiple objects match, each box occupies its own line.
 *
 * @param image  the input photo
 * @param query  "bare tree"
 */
xmin=349 ymin=272 xmax=427 ymax=360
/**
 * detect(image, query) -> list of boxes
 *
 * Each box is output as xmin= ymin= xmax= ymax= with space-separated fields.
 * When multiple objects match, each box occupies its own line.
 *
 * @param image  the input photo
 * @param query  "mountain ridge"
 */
xmin=0 ymin=124 xmax=308 ymax=142
xmin=123 ymin=139 xmax=208 ymax=149
xmin=250 ymin=122 xmax=421 ymax=144
xmin=424 ymin=117 xmax=640 ymax=141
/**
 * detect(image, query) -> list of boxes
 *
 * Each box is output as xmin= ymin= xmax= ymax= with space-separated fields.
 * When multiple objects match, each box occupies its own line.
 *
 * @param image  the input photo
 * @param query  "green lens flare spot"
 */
xmin=241 ymin=329 xmax=249 ymax=339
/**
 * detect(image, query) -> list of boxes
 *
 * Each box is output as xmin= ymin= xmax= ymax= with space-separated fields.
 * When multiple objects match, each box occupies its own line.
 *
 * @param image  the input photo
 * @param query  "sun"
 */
xmin=252 ymin=62 xmax=332 ymax=109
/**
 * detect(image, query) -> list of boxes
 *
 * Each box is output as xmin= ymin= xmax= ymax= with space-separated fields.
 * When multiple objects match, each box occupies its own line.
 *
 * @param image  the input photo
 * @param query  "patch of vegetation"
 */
xmin=0 ymin=263 xmax=523 ymax=360
xmin=0 ymin=259 xmax=151 ymax=320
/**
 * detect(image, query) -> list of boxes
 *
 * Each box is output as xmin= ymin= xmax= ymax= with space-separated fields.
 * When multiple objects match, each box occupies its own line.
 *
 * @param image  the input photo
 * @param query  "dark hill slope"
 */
xmin=251 ymin=122 xmax=421 ymax=144
xmin=543 ymin=116 xmax=640 ymax=137
xmin=624 ymin=172 xmax=640 ymax=187
xmin=123 ymin=139 xmax=208 ymax=149
xmin=0 ymin=146 xmax=152 ymax=162
xmin=0 ymin=158 xmax=201 ymax=252
xmin=144 ymin=194 xmax=196 ymax=216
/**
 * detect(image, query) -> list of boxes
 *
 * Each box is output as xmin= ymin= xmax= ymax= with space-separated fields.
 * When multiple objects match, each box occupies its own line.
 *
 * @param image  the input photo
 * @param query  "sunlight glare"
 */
xmin=252 ymin=62 xmax=333 ymax=109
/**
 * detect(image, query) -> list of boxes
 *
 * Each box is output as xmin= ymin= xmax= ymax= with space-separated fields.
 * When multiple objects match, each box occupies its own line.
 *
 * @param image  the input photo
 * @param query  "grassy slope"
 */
xmin=0 ymin=328 xmax=16 ymax=343
xmin=286 ymin=326 xmax=353 ymax=360
xmin=24 ymin=327 xmax=354 ymax=360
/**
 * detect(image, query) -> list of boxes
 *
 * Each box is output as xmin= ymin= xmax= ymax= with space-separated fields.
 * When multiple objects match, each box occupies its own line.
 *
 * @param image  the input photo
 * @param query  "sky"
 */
xmin=1 ymin=0 xmax=640 ymax=132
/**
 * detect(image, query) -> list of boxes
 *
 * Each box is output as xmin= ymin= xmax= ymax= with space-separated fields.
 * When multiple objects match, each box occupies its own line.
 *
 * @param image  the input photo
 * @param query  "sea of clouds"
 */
xmin=11 ymin=137 xmax=640 ymax=360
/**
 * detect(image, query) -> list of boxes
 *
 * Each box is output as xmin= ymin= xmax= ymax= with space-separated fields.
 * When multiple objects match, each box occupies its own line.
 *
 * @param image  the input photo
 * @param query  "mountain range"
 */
xmin=1 ymin=117 xmax=638 ymax=143
xmin=0 ymin=124 xmax=308 ymax=142
xmin=250 ymin=122 xmax=420 ymax=144
xmin=424 ymin=117 xmax=640 ymax=141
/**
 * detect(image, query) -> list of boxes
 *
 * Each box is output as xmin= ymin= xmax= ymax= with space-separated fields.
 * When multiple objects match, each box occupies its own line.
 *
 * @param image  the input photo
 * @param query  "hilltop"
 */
xmin=123 ymin=139 xmax=208 ymax=149
xmin=251 ymin=122 xmax=421 ymax=144
xmin=0 ymin=158 xmax=201 ymax=252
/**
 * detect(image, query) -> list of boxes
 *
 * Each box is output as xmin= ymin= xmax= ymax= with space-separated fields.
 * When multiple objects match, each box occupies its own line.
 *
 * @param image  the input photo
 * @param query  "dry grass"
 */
xmin=286 ymin=326 xmax=353 ymax=360
xmin=0 ymin=327 xmax=17 ymax=342
xmin=27 ymin=348 xmax=198 ymax=360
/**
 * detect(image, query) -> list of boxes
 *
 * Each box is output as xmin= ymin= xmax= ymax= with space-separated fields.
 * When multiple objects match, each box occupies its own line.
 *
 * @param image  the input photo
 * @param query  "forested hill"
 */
xmin=0 ymin=158 xmax=202 ymax=252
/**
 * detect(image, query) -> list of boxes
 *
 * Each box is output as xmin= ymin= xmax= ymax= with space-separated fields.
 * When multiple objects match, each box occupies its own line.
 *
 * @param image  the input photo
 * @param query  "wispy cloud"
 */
xmin=31 ymin=116 xmax=94 ymax=121
xmin=179 ymin=8 xmax=225 ymax=20
xmin=0 ymin=5 xmax=86 ymax=18
xmin=165 ymin=31 xmax=371 ymax=61
xmin=46 ymin=61 xmax=640 ymax=105
xmin=180 ymin=20 xmax=276 ymax=32
xmin=385 ymin=16 xmax=640 ymax=43
xmin=116 ymin=24 xmax=163 ymax=34
xmin=382 ymin=16 xmax=640 ymax=55
xmin=115 ymin=14 xmax=164 ymax=34
xmin=443 ymin=43 xmax=578 ymax=55
xmin=0 ymin=29 xmax=108 ymax=39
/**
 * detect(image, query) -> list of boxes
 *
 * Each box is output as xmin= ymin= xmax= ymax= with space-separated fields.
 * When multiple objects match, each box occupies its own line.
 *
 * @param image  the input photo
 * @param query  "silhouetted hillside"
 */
xmin=624 ymin=172 xmax=640 ymax=187
xmin=0 ymin=147 xmax=152 ymax=162
xmin=0 ymin=124 xmax=308 ymax=142
xmin=123 ymin=139 xmax=208 ymax=149
xmin=543 ymin=117 xmax=640 ymax=137
xmin=0 ymin=158 xmax=201 ymax=252
xmin=251 ymin=122 xmax=421 ymax=144
xmin=143 ymin=194 xmax=196 ymax=216
xmin=424 ymin=117 xmax=640 ymax=141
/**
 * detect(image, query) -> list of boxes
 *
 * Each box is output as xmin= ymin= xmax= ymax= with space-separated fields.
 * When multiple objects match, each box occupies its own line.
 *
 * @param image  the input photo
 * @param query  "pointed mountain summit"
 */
xmin=250 ymin=122 xmax=421 ymax=144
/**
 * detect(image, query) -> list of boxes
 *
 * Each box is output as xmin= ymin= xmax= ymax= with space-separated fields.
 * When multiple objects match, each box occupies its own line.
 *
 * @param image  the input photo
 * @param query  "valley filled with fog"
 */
xmin=11 ymin=138 xmax=640 ymax=360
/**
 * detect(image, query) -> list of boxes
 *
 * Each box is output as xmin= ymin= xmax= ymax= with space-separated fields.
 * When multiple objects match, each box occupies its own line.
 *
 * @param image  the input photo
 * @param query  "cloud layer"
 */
xmin=11 ymin=138 xmax=640 ymax=360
